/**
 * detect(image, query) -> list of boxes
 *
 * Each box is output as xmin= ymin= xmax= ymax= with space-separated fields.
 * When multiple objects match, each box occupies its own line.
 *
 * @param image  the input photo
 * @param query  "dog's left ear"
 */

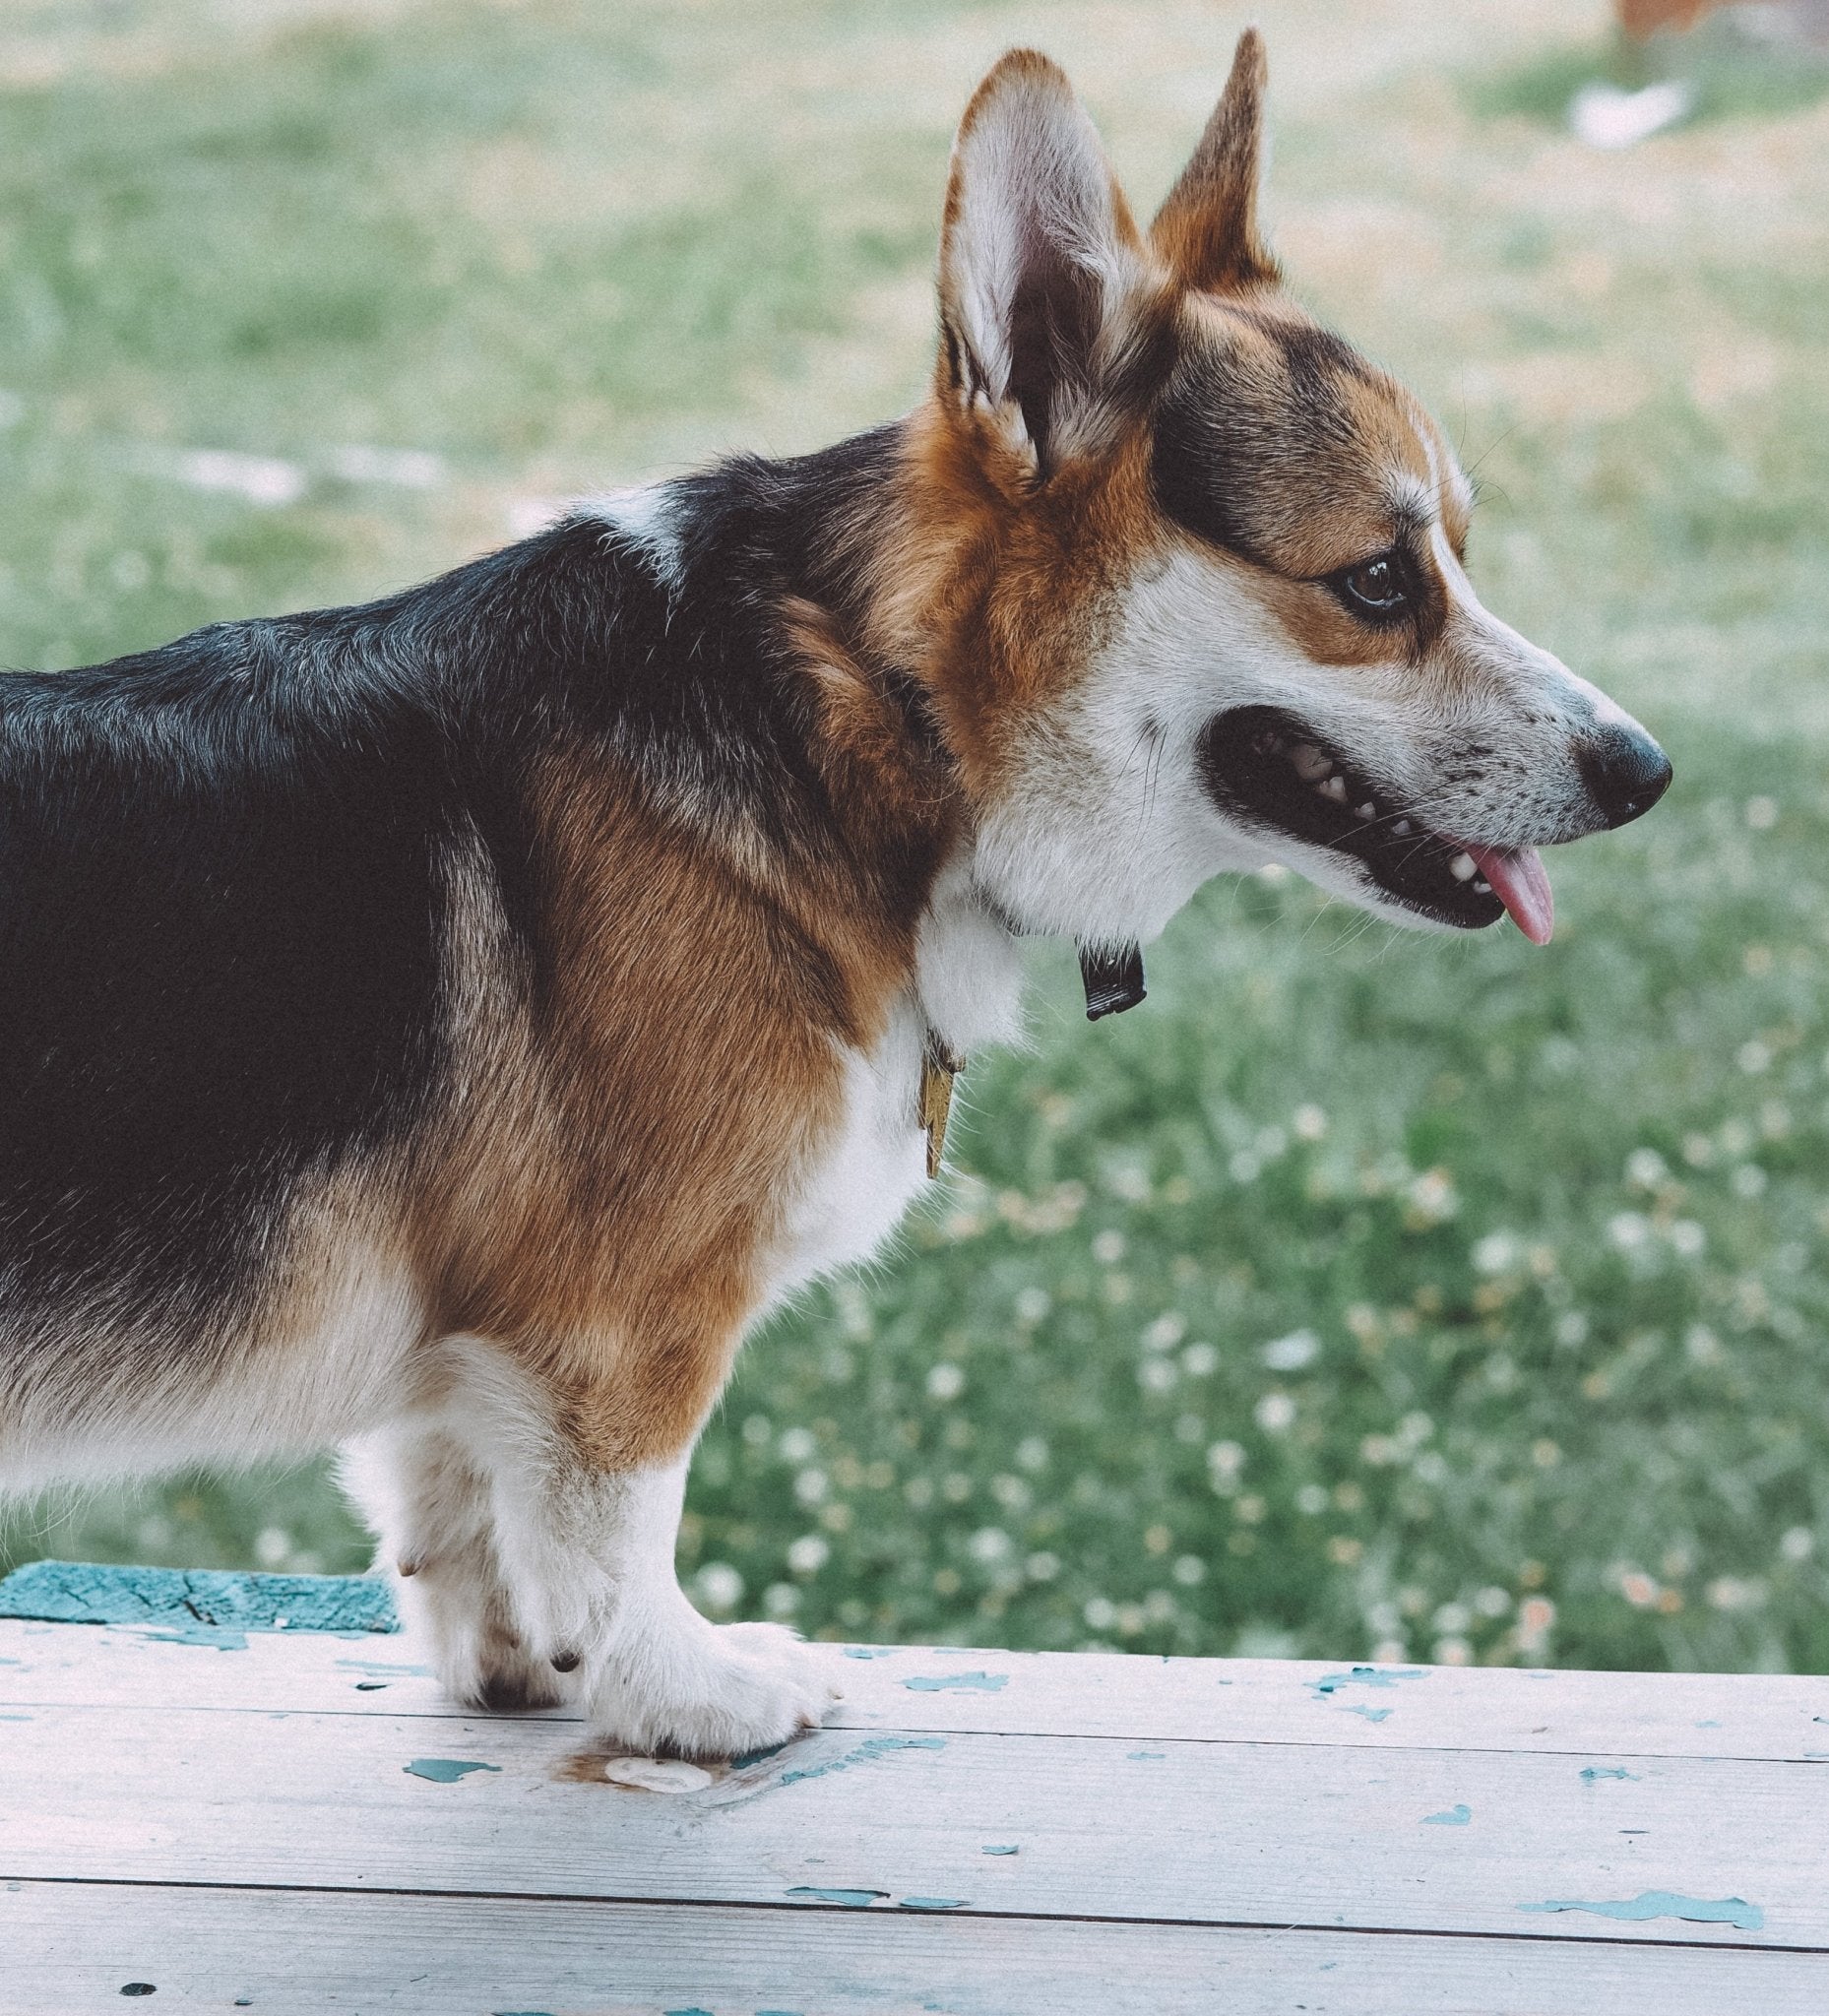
xmin=1150 ymin=29 xmax=1278 ymax=292
xmin=937 ymin=50 xmax=1147 ymax=477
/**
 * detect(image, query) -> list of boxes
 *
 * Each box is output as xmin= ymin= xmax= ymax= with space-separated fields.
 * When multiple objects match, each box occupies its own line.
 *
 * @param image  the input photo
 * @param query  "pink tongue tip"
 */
xmin=1466 ymin=843 xmax=1554 ymax=946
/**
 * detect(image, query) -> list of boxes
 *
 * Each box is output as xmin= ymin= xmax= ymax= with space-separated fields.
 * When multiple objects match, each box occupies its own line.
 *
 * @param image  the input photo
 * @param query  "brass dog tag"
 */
xmin=919 ymin=1040 xmax=963 ymax=1179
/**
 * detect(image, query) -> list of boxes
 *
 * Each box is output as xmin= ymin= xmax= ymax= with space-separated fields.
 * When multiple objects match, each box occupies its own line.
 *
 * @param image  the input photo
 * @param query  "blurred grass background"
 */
xmin=2 ymin=0 xmax=1827 ymax=1674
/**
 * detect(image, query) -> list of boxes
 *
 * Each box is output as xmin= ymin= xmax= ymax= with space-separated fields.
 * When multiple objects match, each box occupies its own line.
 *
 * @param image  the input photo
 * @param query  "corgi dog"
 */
xmin=0 ymin=33 xmax=1668 ymax=1757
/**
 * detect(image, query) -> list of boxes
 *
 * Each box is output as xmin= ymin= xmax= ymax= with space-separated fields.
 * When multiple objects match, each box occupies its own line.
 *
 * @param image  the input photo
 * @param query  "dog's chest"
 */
xmin=765 ymin=872 xmax=1026 ymax=1303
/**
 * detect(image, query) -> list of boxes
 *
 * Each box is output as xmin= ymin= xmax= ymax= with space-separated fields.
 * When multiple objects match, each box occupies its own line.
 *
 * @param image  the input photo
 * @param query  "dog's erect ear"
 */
xmin=937 ymin=50 xmax=1145 ymax=475
xmin=1150 ymin=29 xmax=1277 ymax=292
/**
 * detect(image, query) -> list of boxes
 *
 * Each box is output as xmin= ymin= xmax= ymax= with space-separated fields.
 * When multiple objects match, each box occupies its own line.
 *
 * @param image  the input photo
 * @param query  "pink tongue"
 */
xmin=1466 ymin=843 xmax=1554 ymax=946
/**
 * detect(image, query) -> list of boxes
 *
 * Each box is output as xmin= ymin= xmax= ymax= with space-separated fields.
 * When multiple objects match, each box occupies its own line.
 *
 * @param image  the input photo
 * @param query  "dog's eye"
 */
xmin=1339 ymin=554 xmax=1409 ymax=616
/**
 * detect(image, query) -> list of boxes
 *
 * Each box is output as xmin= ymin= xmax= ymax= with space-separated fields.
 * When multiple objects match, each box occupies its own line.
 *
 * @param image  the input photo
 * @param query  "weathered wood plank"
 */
xmin=0 ymin=1617 xmax=1806 ymax=1760
xmin=6 ymin=1617 xmax=1828 ymax=1763
xmin=9 ymin=1880 xmax=1829 ymax=2016
xmin=4 ymin=1698 xmax=1820 ymax=1948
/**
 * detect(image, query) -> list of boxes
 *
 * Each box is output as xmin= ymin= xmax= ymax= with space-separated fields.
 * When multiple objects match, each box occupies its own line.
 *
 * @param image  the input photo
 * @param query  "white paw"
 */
xmin=589 ymin=1612 xmax=840 ymax=1761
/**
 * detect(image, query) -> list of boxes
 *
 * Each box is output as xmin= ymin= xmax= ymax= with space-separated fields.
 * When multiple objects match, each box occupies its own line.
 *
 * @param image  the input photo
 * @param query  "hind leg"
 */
xmin=340 ymin=1425 xmax=566 ymax=1714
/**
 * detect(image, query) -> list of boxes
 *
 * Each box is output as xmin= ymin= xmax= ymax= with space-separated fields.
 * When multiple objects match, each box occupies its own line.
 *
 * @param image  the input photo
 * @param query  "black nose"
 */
xmin=1581 ymin=724 xmax=1673 ymax=829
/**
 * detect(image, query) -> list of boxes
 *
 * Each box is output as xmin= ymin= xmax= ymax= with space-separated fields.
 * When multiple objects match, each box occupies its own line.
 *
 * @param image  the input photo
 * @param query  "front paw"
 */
xmin=591 ymin=1616 xmax=839 ymax=1761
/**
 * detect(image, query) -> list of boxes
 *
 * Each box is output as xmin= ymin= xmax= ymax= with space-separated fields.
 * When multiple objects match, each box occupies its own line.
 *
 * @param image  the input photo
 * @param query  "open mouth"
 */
xmin=1197 ymin=706 xmax=1554 ymax=943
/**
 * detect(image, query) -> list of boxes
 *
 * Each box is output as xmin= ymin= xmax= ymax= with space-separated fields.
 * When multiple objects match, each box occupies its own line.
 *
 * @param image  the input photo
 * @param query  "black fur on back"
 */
xmin=0 ymin=424 xmax=914 ymax=1363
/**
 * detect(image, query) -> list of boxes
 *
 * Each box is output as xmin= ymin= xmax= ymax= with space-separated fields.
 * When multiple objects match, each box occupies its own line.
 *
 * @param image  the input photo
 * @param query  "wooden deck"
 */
xmin=4 ymin=1563 xmax=1828 ymax=2012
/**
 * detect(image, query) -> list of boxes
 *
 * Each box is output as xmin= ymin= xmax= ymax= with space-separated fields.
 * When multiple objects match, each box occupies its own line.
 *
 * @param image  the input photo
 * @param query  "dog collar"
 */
xmin=1079 ymin=941 xmax=1146 ymax=1020
xmin=919 ymin=941 xmax=1143 ymax=1179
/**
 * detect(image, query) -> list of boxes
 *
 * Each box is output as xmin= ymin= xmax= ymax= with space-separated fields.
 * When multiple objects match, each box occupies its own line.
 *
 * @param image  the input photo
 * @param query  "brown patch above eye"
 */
xmin=1251 ymin=570 xmax=1417 ymax=668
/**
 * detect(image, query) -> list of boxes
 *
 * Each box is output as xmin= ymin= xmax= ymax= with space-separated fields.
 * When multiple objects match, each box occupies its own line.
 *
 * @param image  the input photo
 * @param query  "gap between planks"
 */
xmin=3 ymin=1869 xmax=1817 ymax=1956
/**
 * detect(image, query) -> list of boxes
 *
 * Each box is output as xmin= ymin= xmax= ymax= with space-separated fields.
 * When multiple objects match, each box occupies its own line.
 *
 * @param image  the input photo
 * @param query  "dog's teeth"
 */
xmin=1317 ymin=774 xmax=1349 ymax=802
xmin=1449 ymin=851 xmax=1478 ymax=882
xmin=1473 ymin=878 xmax=1492 ymax=894
xmin=1290 ymin=743 xmax=1333 ymax=783
xmin=1390 ymin=818 xmax=1414 ymax=837
xmin=1355 ymin=802 xmax=1376 ymax=821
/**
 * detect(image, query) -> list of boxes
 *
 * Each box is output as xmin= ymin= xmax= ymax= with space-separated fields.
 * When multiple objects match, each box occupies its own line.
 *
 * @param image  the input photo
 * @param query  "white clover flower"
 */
xmin=1015 ymin=1435 xmax=1049 ymax=1471
xmin=1083 ymin=1596 xmax=1117 ymax=1630
xmin=1254 ymin=1392 xmax=1295 ymax=1433
xmin=792 ymin=1468 xmax=829 ymax=1507
xmin=1472 ymin=1231 xmax=1518 ymax=1275
xmin=1181 ymin=1342 xmax=1220 ymax=1377
xmin=1293 ymin=1103 xmax=1328 ymax=1141
xmin=1780 ymin=1527 xmax=1814 ymax=1563
xmin=778 ymin=1425 xmax=816 ymax=1462
xmin=786 ymin=1535 xmax=830 ymax=1576
xmin=1669 ymin=1219 xmax=1706 ymax=1257
xmin=1145 ymin=1312 xmax=1187 ymax=1352
xmin=1608 ymin=1211 xmax=1650 ymax=1249
xmin=1091 ymin=1228 xmax=1126 ymax=1265
xmin=926 ymin=1362 xmax=966 ymax=1401
xmin=1261 ymin=1328 xmax=1318 ymax=1371
xmin=694 ymin=1562 xmax=744 ymax=1611
xmin=969 ymin=1527 xmax=1012 ymax=1564
xmin=1625 ymin=1148 xmax=1669 ymax=1190
xmin=1731 ymin=1164 xmax=1768 ymax=1199
xmin=1014 ymin=1286 xmax=1052 ymax=1325
xmin=1172 ymin=1554 xmax=1207 ymax=1586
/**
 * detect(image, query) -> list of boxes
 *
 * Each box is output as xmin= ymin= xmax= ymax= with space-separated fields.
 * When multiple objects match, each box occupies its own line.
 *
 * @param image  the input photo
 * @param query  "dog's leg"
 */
xmin=486 ymin=1430 xmax=836 ymax=1759
xmin=340 ymin=1425 xmax=567 ymax=1714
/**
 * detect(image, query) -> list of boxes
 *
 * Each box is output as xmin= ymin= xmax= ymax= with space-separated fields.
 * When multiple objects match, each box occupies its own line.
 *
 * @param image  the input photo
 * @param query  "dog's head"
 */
xmin=904 ymin=33 xmax=1669 ymax=954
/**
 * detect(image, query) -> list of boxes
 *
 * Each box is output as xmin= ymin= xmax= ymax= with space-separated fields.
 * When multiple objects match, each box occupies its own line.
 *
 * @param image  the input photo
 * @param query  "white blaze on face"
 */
xmin=970 ymin=530 xmax=1660 ymax=949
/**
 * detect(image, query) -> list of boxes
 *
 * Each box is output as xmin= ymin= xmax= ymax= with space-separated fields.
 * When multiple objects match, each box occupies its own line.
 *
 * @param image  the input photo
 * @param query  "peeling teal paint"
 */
xmin=404 ymin=1758 xmax=500 ymax=1783
xmin=730 ymin=1737 xmax=794 ymax=1769
xmin=787 ymin=1886 xmax=887 ymax=1907
xmin=1127 ymin=1750 xmax=1166 ymax=1760
xmin=1422 ymin=1804 xmax=1471 ymax=1825
xmin=1580 ymin=1766 xmax=1641 ymax=1784
xmin=982 ymin=1844 xmax=1019 ymax=1855
xmin=1520 ymin=1892 xmax=1763 ymax=1931
xmin=902 ymin=1670 xmax=1007 ymax=1692
xmin=899 ymin=1896 xmax=967 ymax=1911
xmin=779 ymin=1734 xmax=945 ymax=1786
xmin=1309 ymin=1666 xmax=1426 ymax=1699
xmin=841 ymin=1647 xmax=899 ymax=1660
xmin=1343 ymin=1705 xmax=1392 ymax=1723
xmin=0 ymin=1561 xmax=397 ymax=1636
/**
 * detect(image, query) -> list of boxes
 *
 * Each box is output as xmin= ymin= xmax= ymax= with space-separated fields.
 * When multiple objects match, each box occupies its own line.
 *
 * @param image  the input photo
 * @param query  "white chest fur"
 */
xmin=765 ymin=859 xmax=1026 ymax=1304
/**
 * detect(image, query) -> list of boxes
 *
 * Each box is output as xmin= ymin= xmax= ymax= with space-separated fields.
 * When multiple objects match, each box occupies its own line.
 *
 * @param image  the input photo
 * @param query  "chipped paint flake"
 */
xmin=902 ymin=1670 xmax=1008 ymax=1692
xmin=779 ymin=1734 xmax=945 ymax=1787
xmin=1520 ymin=1891 xmax=1763 ymax=1931
xmin=1422 ymin=1803 xmax=1471 ymax=1825
xmin=403 ymin=1757 xmax=500 ymax=1783
xmin=601 ymin=1756 xmax=715 ymax=1794
xmin=982 ymin=1844 xmax=1020 ymax=1855
xmin=1580 ymin=1766 xmax=1641 ymax=1784
xmin=1309 ymin=1665 xmax=1427 ymax=1699
xmin=899 ymin=1896 xmax=968 ymax=1911
xmin=786 ymin=1886 xmax=888 ymax=1908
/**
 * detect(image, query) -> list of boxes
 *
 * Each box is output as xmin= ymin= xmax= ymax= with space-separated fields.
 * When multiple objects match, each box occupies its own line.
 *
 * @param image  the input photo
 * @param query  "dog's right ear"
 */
xmin=936 ymin=50 xmax=1145 ymax=478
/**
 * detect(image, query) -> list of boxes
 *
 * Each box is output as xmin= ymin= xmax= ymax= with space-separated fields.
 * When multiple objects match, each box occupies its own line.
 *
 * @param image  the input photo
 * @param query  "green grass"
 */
xmin=3 ymin=0 xmax=1828 ymax=1675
